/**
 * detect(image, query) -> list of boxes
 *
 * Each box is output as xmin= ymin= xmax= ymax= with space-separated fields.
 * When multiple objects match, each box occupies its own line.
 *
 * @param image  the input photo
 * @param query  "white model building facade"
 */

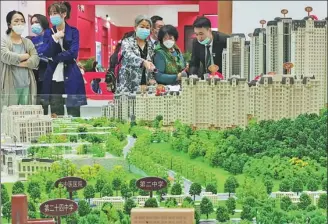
xmin=104 ymin=74 xmax=321 ymax=129
xmin=250 ymin=28 xmax=266 ymax=80
xmin=290 ymin=17 xmax=327 ymax=104
xmin=224 ymin=34 xmax=249 ymax=79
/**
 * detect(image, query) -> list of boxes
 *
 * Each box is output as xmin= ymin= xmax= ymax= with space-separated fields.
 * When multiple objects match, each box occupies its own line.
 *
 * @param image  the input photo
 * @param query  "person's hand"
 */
xmin=143 ymin=60 xmax=156 ymax=71
xmin=20 ymin=53 xmax=30 ymax=61
xmin=149 ymin=79 xmax=157 ymax=85
xmin=177 ymin=73 xmax=182 ymax=80
xmin=18 ymin=61 xmax=28 ymax=67
xmin=53 ymin=30 xmax=65 ymax=40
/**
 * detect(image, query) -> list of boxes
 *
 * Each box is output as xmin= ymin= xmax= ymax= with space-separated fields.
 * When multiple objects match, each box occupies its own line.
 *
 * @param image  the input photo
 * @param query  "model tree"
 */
xmin=205 ymin=183 xmax=217 ymax=194
xmin=189 ymin=183 xmax=202 ymax=201
xmin=101 ymin=183 xmax=114 ymax=197
xmin=144 ymin=198 xmax=158 ymax=208
xmin=264 ymin=178 xmax=274 ymax=195
xmin=12 ymin=181 xmax=25 ymax=194
xmin=171 ymin=183 xmax=182 ymax=195
xmin=27 ymin=181 xmax=41 ymax=202
xmin=216 ymin=205 xmax=229 ymax=222
xmin=45 ymin=180 xmax=54 ymax=194
xmin=298 ymin=193 xmax=311 ymax=210
xmin=2 ymin=201 xmax=11 ymax=222
xmin=224 ymin=176 xmax=239 ymax=197
xmin=200 ymin=197 xmax=214 ymax=219
xmin=307 ymin=179 xmax=319 ymax=191
xmin=95 ymin=179 xmax=106 ymax=197
xmin=292 ymin=178 xmax=303 ymax=195
xmin=84 ymin=185 xmax=96 ymax=203
xmin=279 ymin=179 xmax=291 ymax=192
xmin=225 ymin=197 xmax=236 ymax=215
xmin=120 ymin=183 xmax=132 ymax=199
xmin=317 ymin=193 xmax=327 ymax=209
xmin=240 ymin=205 xmax=253 ymax=221
xmin=112 ymin=177 xmax=122 ymax=196
xmin=129 ymin=179 xmax=138 ymax=196
xmin=322 ymin=178 xmax=327 ymax=191
xmin=280 ymin=196 xmax=292 ymax=211
xmin=124 ymin=198 xmax=136 ymax=215
xmin=1 ymin=184 xmax=9 ymax=205
xmin=78 ymin=200 xmax=91 ymax=217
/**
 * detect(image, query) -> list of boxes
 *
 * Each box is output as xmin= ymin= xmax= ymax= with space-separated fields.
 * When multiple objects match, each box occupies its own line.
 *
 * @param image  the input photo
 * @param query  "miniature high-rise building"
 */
xmin=266 ymin=10 xmax=293 ymax=74
xmin=250 ymin=20 xmax=267 ymax=80
xmin=290 ymin=16 xmax=327 ymax=104
xmin=224 ymin=33 xmax=249 ymax=79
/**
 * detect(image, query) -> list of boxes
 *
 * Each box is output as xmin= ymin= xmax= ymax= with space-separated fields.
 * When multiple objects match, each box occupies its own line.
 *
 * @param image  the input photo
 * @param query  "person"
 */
xmin=150 ymin=15 xmax=164 ymax=48
xmin=40 ymin=1 xmax=86 ymax=117
xmin=116 ymin=15 xmax=156 ymax=93
xmin=153 ymin=25 xmax=185 ymax=85
xmin=189 ymin=16 xmax=229 ymax=79
xmin=91 ymin=61 xmax=101 ymax=94
xmin=1 ymin=10 xmax=39 ymax=108
xmin=106 ymin=31 xmax=134 ymax=92
xmin=28 ymin=14 xmax=50 ymax=104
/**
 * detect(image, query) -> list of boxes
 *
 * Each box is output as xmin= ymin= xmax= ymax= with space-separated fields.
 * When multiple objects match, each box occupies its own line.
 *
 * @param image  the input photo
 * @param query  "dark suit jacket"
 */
xmin=189 ymin=31 xmax=229 ymax=78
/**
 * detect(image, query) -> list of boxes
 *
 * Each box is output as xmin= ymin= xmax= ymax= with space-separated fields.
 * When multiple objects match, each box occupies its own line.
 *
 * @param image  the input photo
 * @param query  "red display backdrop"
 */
xmin=83 ymin=72 xmax=114 ymax=100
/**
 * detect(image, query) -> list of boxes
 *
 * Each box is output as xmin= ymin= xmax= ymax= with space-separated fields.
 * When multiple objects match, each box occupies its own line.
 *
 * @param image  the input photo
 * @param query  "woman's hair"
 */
xmin=92 ymin=61 xmax=98 ymax=71
xmin=134 ymin=15 xmax=152 ymax=27
xmin=158 ymin=25 xmax=179 ymax=44
xmin=48 ymin=1 xmax=72 ymax=20
xmin=31 ymin=14 xmax=49 ymax=30
xmin=6 ymin=10 xmax=25 ymax=35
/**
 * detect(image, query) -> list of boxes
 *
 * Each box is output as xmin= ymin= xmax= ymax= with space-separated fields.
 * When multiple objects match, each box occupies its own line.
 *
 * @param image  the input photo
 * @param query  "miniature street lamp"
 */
xmin=305 ymin=6 xmax=313 ymax=16
xmin=284 ymin=62 xmax=294 ymax=75
xmin=281 ymin=9 xmax=288 ymax=17
xmin=260 ymin=19 xmax=266 ymax=28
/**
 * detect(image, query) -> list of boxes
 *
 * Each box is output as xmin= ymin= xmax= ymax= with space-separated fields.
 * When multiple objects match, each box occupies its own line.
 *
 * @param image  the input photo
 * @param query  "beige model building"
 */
xmin=1 ymin=105 xmax=43 ymax=135
xmin=104 ymin=74 xmax=322 ymax=129
xmin=223 ymin=34 xmax=250 ymax=79
xmin=131 ymin=208 xmax=194 ymax=224
xmin=18 ymin=158 xmax=54 ymax=179
xmin=1 ymin=105 xmax=53 ymax=143
xmin=250 ymin=27 xmax=266 ymax=80
xmin=290 ymin=17 xmax=327 ymax=104
xmin=13 ymin=115 xmax=53 ymax=143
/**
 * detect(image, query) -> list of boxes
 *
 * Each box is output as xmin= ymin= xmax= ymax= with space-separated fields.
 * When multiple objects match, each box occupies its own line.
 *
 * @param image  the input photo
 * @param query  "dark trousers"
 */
xmin=43 ymin=81 xmax=80 ymax=117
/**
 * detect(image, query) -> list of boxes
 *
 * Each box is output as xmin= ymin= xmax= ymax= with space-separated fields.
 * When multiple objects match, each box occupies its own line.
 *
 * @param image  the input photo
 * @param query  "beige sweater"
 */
xmin=0 ymin=34 xmax=39 ymax=109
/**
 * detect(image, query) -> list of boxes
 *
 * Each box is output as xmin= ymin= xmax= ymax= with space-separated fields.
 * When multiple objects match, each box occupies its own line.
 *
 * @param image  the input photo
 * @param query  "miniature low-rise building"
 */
xmin=92 ymin=196 xmax=124 ymax=210
xmin=1 ymin=145 xmax=27 ymax=175
xmin=131 ymin=208 xmax=194 ymax=224
xmin=18 ymin=158 xmax=54 ymax=180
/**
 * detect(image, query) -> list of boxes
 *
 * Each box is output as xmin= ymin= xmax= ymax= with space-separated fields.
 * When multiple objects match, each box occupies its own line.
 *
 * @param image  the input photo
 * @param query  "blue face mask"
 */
xmin=31 ymin=23 xmax=43 ymax=35
xmin=198 ymin=37 xmax=211 ymax=45
xmin=50 ymin=15 xmax=63 ymax=26
xmin=136 ymin=27 xmax=150 ymax=40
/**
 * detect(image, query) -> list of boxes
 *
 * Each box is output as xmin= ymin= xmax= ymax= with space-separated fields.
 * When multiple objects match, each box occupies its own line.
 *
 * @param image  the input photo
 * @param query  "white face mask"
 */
xmin=163 ymin=40 xmax=175 ymax=49
xmin=12 ymin=24 xmax=25 ymax=35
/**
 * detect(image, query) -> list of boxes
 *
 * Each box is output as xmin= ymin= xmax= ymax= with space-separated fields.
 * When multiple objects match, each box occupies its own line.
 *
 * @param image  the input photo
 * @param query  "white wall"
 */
xmin=1 ymin=1 xmax=46 ymax=38
xmin=96 ymin=5 xmax=199 ymax=27
xmin=233 ymin=1 xmax=327 ymax=36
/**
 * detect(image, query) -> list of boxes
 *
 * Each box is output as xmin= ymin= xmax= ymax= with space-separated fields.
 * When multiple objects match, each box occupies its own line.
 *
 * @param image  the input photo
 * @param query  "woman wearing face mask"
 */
xmin=153 ymin=25 xmax=186 ymax=85
xmin=41 ymin=1 xmax=87 ymax=117
xmin=1 ymin=10 xmax=39 ymax=108
xmin=29 ymin=14 xmax=50 ymax=104
xmin=116 ymin=15 xmax=157 ymax=94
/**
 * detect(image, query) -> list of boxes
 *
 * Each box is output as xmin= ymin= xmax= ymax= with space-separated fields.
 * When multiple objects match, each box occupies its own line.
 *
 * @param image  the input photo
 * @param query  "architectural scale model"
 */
xmin=103 ymin=10 xmax=327 ymax=128
xmin=1 ymin=105 xmax=53 ymax=143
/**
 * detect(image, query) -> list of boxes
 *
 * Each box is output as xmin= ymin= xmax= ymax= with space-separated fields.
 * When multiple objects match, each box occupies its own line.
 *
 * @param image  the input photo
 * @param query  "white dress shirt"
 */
xmin=52 ymin=37 xmax=64 ymax=82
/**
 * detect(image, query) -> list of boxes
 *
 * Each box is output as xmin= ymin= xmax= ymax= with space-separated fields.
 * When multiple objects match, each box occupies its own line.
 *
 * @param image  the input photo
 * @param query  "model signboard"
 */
xmin=39 ymin=199 xmax=78 ymax=216
xmin=54 ymin=176 xmax=87 ymax=192
xmin=136 ymin=177 xmax=167 ymax=191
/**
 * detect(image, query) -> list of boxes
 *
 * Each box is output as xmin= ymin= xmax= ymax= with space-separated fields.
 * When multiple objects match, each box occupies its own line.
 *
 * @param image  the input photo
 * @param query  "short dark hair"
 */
xmin=193 ymin=16 xmax=211 ymax=29
xmin=151 ymin=15 xmax=163 ymax=28
xmin=48 ymin=1 xmax=72 ymax=19
xmin=158 ymin=25 xmax=179 ymax=44
xmin=6 ymin=10 xmax=26 ymax=35
xmin=31 ymin=14 xmax=49 ymax=30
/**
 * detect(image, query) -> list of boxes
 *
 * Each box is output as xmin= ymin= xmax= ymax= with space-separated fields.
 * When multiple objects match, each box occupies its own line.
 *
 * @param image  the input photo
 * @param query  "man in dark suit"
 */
xmin=189 ymin=16 xmax=230 ymax=79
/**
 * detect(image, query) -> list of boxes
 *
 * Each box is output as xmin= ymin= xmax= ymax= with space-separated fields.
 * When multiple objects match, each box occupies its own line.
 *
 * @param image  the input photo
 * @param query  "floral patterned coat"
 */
xmin=116 ymin=35 xmax=154 ymax=93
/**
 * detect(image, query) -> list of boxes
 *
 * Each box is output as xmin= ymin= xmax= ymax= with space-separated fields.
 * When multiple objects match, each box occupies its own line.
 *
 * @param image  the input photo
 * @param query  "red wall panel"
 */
xmin=199 ymin=1 xmax=218 ymax=15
